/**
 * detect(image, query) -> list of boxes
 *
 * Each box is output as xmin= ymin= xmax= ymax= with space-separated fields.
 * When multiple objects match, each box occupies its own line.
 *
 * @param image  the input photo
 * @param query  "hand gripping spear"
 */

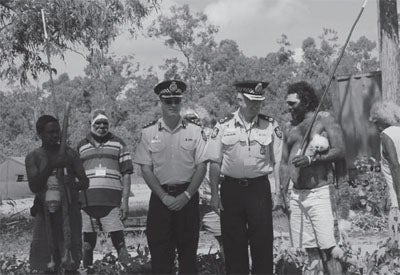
xmin=40 ymin=9 xmax=74 ymax=271
xmin=282 ymin=0 xmax=369 ymax=254
xmin=291 ymin=1 xmax=369 ymax=272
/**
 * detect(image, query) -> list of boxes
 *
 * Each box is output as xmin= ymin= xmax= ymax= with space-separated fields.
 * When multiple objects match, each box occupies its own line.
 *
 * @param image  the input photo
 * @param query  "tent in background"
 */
xmin=0 ymin=157 xmax=32 ymax=201
xmin=0 ymin=159 xmax=151 ymax=210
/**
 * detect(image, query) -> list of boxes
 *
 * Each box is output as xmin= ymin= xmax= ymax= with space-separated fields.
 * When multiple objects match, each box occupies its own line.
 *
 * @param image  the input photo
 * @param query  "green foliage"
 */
xmin=349 ymin=157 xmax=389 ymax=216
xmin=350 ymin=213 xmax=387 ymax=233
xmin=341 ymin=237 xmax=400 ymax=274
xmin=0 ymin=52 xmax=161 ymax=158
xmin=0 ymin=213 xmax=32 ymax=273
xmin=0 ymin=255 xmax=30 ymax=274
xmin=84 ymin=245 xmax=225 ymax=274
xmin=0 ymin=0 xmax=160 ymax=83
xmin=274 ymin=244 xmax=306 ymax=274
xmin=3 ymin=238 xmax=400 ymax=274
xmin=0 ymin=213 xmax=32 ymax=235
xmin=274 ymin=235 xmax=400 ymax=275
xmin=0 ymin=3 xmax=380 ymax=162
xmin=344 ymin=157 xmax=390 ymax=234
xmin=0 ymin=245 xmax=224 ymax=275
xmin=339 ymin=36 xmax=379 ymax=76
xmin=0 ymin=211 xmax=398 ymax=275
xmin=148 ymin=4 xmax=218 ymax=83
xmin=87 ymin=247 xmax=152 ymax=274
xmin=197 ymin=252 xmax=225 ymax=274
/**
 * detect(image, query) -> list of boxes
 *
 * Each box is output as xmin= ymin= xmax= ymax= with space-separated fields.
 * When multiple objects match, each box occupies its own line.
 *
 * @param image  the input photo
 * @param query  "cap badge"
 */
xmin=255 ymin=83 xmax=263 ymax=93
xmin=169 ymin=81 xmax=178 ymax=93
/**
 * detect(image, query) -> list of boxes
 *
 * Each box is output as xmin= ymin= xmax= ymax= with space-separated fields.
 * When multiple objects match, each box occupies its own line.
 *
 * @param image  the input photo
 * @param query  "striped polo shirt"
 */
xmin=77 ymin=133 xmax=133 ymax=207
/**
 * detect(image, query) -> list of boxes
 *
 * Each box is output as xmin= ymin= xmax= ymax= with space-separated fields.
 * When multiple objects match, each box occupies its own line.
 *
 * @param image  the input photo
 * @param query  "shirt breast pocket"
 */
xmin=252 ymin=134 xmax=272 ymax=159
xmin=149 ymin=142 xmax=166 ymax=166
xmin=149 ymin=142 xmax=166 ymax=153
xmin=179 ymin=137 xmax=197 ymax=164
xmin=221 ymin=134 xmax=240 ymax=152
xmin=180 ymin=138 xmax=197 ymax=151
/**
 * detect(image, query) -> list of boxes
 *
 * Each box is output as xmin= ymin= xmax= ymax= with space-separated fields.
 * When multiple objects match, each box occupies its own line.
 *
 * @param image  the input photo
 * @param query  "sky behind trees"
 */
xmin=33 ymin=0 xmax=384 ymax=83
xmin=0 ymin=0 xmax=383 ymax=160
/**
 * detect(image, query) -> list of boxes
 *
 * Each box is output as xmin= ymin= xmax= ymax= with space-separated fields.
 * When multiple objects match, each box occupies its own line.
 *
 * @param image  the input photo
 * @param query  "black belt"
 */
xmin=162 ymin=182 xmax=190 ymax=194
xmin=224 ymin=175 xmax=267 ymax=187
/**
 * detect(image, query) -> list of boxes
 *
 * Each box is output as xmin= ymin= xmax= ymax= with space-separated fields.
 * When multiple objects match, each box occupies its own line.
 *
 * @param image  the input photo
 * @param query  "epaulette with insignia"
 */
xmin=218 ymin=113 xmax=234 ymax=124
xmin=201 ymin=129 xmax=208 ymax=141
xmin=142 ymin=119 xmax=158 ymax=129
xmin=258 ymin=114 xmax=274 ymax=123
xmin=185 ymin=117 xmax=201 ymax=127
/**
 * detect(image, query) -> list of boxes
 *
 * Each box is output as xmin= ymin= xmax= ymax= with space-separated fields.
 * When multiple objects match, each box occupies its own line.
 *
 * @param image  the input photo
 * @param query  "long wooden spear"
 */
xmin=58 ymin=102 xmax=74 ymax=269
xmin=41 ymin=9 xmax=74 ymax=271
xmin=41 ymin=9 xmax=58 ymax=118
xmin=298 ymin=0 xmax=369 ymax=155
xmin=40 ymin=9 xmax=58 ymax=271
xmin=294 ymin=2 xmax=369 ymax=272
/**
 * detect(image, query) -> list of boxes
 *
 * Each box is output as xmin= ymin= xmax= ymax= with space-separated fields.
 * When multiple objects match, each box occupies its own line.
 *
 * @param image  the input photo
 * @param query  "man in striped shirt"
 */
xmin=77 ymin=109 xmax=133 ymax=268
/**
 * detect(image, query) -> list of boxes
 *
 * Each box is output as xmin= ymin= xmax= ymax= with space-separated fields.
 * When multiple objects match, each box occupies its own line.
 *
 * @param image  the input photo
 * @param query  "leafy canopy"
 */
xmin=0 ymin=0 xmax=160 ymax=83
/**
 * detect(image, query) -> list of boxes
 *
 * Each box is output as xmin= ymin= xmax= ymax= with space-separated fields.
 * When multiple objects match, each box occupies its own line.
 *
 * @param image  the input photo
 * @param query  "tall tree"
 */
xmin=0 ymin=0 xmax=160 ymax=83
xmin=148 ymin=4 xmax=218 ymax=94
xmin=0 ymin=86 xmax=42 ymax=160
xmin=338 ymin=36 xmax=379 ymax=75
xmin=300 ymin=29 xmax=339 ymax=90
xmin=378 ymin=0 xmax=400 ymax=103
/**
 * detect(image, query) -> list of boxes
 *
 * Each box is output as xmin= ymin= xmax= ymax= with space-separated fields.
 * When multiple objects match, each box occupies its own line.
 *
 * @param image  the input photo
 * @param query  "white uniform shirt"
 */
xmin=381 ymin=126 xmax=400 ymax=208
xmin=207 ymin=110 xmax=283 ymax=179
xmin=134 ymin=117 xmax=208 ymax=185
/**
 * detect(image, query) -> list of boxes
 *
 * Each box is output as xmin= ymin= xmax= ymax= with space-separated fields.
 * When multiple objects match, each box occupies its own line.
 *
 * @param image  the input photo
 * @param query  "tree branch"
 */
xmin=0 ymin=0 xmax=14 ymax=12
xmin=0 ymin=21 xmax=11 ymax=32
xmin=64 ymin=46 xmax=86 ymax=59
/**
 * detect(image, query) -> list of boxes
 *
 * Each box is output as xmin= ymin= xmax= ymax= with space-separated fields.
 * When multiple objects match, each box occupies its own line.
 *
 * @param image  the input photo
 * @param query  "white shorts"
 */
xmin=290 ymin=185 xmax=336 ymax=249
xmin=82 ymin=207 xmax=124 ymax=233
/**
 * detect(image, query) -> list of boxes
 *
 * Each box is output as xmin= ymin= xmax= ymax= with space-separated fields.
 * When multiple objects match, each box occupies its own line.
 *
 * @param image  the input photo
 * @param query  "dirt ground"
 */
xmin=0 ymin=197 xmax=388 ymax=265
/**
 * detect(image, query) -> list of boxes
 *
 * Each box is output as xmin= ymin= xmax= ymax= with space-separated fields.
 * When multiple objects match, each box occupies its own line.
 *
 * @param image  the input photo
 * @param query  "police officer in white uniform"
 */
xmin=134 ymin=80 xmax=208 ymax=274
xmin=208 ymin=81 xmax=282 ymax=274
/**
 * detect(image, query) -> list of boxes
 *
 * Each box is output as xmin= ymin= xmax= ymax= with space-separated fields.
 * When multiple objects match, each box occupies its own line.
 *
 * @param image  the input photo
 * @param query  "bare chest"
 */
xmin=287 ymin=120 xmax=326 ymax=150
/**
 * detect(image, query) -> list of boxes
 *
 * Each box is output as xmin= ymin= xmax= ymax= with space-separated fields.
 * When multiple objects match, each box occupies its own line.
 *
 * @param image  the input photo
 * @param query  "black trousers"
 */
xmin=146 ymin=187 xmax=200 ymax=274
xmin=220 ymin=176 xmax=273 ymax=274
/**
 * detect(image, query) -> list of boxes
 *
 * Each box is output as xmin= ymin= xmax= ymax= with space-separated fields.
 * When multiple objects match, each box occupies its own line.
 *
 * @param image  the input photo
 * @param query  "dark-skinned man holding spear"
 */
xmin=279 ymin=82 xmax=345 ymax=274
xmin=278 ymin=0 xmax=369 ymax=274
xmin=26 ymin=114 xmax=89 ymax=274
xmin=25 ymin=9 xmax=89 ymax=274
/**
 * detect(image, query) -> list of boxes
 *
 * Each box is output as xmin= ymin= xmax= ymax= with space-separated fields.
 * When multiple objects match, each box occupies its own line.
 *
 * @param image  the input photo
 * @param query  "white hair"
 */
xmin=370 ymin=101 xmax=400 ymax=126
xmin=181 ymin=108 xmax=199 ymax=119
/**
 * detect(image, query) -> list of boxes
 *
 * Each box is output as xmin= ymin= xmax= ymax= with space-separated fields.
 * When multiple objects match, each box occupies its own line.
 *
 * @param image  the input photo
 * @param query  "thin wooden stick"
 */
xmin=41 ymin=9 xmax=74 ymax=270
xmin=298 ymin=0 xmax=369 ymax=155
xmin=58 ymin=102 xmax=74 ymax=269
xmin=40 ymin=9 xmax=57 ymax=119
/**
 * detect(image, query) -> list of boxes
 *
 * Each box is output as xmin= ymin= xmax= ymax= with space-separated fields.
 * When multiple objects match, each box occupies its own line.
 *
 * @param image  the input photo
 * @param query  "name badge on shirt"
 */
xmin=95 ymin=167 xmax=107 ymax=176
xmin=244 ymin=157 xmax=257 ymax=167
xmin=151 ymin=136 xmax=161 ymax=143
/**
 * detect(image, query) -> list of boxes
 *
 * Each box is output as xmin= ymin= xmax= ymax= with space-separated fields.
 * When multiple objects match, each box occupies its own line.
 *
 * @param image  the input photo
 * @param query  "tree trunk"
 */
xmin=378 ymin=0 xmax=400 ymax=103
